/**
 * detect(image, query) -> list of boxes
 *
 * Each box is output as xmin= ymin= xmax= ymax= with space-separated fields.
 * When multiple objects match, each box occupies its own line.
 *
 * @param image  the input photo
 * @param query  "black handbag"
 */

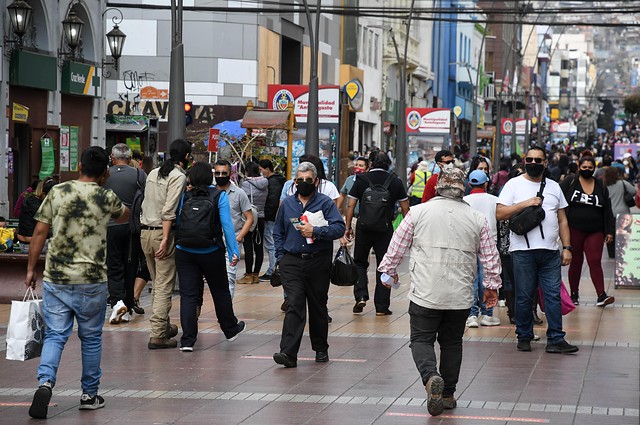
xmin=330 ymin=246 xmax=359 ymax=286
xmin=622 ymin=181 xmax=636 ymax=208
xmin=510 ymin=178 xmax=546 ymax=248
xmin=270 ymin=263 xmax=282 ymax=287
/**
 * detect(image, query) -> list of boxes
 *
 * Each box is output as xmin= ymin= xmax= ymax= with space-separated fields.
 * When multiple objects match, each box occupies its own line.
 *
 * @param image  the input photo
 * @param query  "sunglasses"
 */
xmin=214 ymin=171 xmax=229 ymax=176
xmin=295 ymin=177 xmax=316 ymax=184
xmin=440 ymin=159 xmax=453 ymax=165
xmin=524 ymin=157 xmax=544 ymax=164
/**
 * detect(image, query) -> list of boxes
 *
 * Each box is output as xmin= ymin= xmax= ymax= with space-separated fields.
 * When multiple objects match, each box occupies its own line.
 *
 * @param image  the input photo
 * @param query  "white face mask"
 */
xmin=443 ymin=162 xmax=456 ymax=171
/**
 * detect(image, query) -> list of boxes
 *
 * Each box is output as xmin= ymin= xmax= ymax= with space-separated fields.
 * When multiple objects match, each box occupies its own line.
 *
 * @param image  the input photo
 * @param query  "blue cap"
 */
xmin=469 ymin=169 xmax=489 ymax=185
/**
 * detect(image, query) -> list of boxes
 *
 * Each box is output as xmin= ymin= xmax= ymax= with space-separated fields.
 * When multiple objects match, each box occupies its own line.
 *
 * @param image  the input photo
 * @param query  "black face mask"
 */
xmin=579 ymin=169 xmax=594 ymax=179
xmin=525 ymin=163 xmax=545 ymax=178
xmin=215 ymin=176 xmax=230 ymax=187
xmin=296 ymin=181 xmax=316 ymax=197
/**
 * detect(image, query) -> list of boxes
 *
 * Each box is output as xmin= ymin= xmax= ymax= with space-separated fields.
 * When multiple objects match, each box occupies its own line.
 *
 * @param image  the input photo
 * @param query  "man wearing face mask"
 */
xmin=272 ymin=162 xmax=345 ymax=367
xmin=421 ymin=150 xmax=455 ymax=203
xmin=337 ymin=156 xmax=369 ymax=214
xmin=497 ymin=147 xmax=579 ymax=355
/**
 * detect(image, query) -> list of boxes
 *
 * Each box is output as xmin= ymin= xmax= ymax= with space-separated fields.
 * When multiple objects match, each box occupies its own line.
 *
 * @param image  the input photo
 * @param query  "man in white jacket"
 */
xmin=378 ymin=167 xmax=501 ymax=417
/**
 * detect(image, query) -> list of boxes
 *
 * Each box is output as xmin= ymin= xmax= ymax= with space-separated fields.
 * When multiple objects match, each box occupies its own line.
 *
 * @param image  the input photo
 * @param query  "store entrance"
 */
xmin=12 ymin=123 xmax=32 ymax=210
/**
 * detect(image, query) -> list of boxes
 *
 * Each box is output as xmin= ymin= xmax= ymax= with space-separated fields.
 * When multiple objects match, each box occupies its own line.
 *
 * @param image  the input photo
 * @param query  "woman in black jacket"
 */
xmin=560 ymin=155 xmax=615 ymax=307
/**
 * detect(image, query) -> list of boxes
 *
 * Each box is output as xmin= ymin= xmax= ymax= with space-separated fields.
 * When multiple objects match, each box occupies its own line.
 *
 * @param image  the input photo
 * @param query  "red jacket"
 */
xmin=421 ymin=173 xmax=440 ymax=203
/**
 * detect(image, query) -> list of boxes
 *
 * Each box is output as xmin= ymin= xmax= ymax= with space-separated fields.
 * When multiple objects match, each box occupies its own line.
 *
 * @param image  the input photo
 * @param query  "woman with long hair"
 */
xmin=140 ymin=139 xmax=191 ymax=349
xmin=603 ymin=166 xmax=637 ymax=258
xmin=560 ymin=156 xmax=615 ymax=307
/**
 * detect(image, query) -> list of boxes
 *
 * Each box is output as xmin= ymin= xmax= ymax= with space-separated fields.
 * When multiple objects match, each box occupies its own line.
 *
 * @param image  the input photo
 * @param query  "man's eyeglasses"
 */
xmin=295 ymin=177 xmax=316 ymax=184
xmin=524 ymin=157 xmax=544 ymax=164
xmin=214 ymin=171 xmax=229 ymax=177
xmin=440 ymin=159 xmax=453 ymax=165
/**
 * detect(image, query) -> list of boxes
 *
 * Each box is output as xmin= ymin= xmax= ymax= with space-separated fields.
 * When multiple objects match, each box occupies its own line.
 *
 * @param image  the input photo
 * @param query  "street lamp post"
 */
xmin=168 ymin=0 xmax=186 ymax=144
xmin=449 ymin=62 xmax=475 ymax=151
xmin=396 ymin=0 xmax=416 ymax=187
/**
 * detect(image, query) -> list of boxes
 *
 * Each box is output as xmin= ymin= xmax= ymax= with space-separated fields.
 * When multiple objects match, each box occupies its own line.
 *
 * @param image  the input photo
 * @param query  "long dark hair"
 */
xmin=159 ymin=139 xmax=191 ymax=179
xmin=604 ymin=166 xmax=621 ymax=186
xmin=187 ymin=162 xmax=213 ymax=189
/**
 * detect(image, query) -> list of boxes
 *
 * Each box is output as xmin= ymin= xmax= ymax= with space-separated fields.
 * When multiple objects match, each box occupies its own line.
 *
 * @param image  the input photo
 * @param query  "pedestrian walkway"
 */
xmin=0 ymin=255 xmax=638 ymax=424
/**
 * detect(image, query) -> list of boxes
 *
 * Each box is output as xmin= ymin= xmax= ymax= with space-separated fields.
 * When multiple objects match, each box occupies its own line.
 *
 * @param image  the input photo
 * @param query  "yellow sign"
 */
xmin=453 ymin=105 xmax=462 ymax=117
xmin=12 ymin=103 xmax=29 ymax=122
xmin=346 ymin=82 xmax=359 ymax=100
xmin=532 ymin=117 xmax=538 ymax=125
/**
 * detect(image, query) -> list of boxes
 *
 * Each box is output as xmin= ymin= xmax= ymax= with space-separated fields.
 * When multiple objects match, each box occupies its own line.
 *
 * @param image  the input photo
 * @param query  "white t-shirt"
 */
xmin=463 ymin=192 xmax=499 ymax=242
xmin=280 ymin=178 xmax=340 ymax=201
xmin=498 ymin=175 xmax=568 ymax=252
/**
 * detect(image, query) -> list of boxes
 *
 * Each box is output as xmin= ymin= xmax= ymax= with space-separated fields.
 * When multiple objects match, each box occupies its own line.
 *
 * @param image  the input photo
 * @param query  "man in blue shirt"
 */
xmin=273 ymin=162 xmax=345 ymax=367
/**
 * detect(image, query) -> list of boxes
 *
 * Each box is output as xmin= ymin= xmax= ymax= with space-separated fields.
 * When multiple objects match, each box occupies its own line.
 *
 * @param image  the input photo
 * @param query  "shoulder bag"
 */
xmin=509 ymin=177 xmax=546 ymax=248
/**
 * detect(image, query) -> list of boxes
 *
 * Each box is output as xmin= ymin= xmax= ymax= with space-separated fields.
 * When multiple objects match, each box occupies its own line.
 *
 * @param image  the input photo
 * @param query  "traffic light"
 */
xmin=184 ymin=102 xmax=193 ymax=126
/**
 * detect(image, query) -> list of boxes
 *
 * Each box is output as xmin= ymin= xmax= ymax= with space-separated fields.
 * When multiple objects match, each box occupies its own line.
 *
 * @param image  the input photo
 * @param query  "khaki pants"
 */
xmin=141 ymin=229 xmax=176 ymax=339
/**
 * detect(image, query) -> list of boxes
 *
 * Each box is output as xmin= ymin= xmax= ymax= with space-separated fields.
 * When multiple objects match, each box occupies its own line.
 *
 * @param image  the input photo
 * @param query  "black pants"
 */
xmin=353 ymin=226 xmax=393 ymax=312
xmin=176 ymin=248 xmax=241 ymax=346
xmin=279 ymin=252 xmax=331 ymax=359
xmin=107 ymin=224 xmax=137 ymax=309
xmin=243 ymin=218 xmax=265 ymax=274
xmin=409 ymin=301 xmax=469 ymax=397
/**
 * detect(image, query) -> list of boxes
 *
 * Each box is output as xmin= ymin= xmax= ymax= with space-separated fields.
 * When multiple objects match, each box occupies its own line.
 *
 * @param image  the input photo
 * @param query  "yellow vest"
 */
xmin=411 ymin=170 xmax=430 ymax=198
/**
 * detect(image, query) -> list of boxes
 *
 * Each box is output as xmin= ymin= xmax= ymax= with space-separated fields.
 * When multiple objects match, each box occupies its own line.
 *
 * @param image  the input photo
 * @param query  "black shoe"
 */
xmin=532 ymin=311 xmax=544 ymax=326
xmin=29 ymin=383 xmax=52 ymax=419
xmin=273 ymin=352 xmax=297 ymax=368
xmin=375 ymin=309 xmax=393 ymax=316
xmin=545 ymin=340 xmax=579 ymax=354
xmin=165 ymin=323 xmax=179 ymax=339
xmin=596 ymin=293 xmax=615 ymax=307
xmin=509 ymin=316 xmax=516 ymax=325
xmin=425 ymin=374 xmax=445 ymax=417
xmin=327 ymin=314 xmax=332 ymax=324
xmin=352 ymin=298 xmax=366 ymax=313
xmin=571 ymin=292 xmax=580 ymax=306
xmin=259 ymin=274 xmax=272 ymax=282
xmin=148 ymin=338 xmax=178 ymax=349
xmin=227 ymin=321 xmax=246 ymax=342
xmin=315 ymin=351 xmax=329 ymax=362
xmin=517 ymin=340 xmax=532 ymax=352
xmin=280 ymin=299 xmax=289 ymax=312
xmin=132 ymin=298 xmax=145 ymax=314
xmin=79 ymin=394 xmax=105 ymax=410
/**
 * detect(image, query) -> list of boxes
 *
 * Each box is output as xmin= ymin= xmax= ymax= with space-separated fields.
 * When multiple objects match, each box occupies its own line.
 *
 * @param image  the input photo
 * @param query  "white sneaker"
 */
xmin=498 ymin=300 xmax=506 ymax=307
xmin=480 ymin=315 xmax=501 ymax=326
xmin=466 ymin=316 xmax=479 ymax=328
xmin=109 ymin=300 xmax=127 ymax=324
xmin=120 ymin=312 xmax=131 ymax=323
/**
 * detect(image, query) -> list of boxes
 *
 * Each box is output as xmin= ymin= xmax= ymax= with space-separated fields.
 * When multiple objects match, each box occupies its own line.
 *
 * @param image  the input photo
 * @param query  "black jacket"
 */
xmin=264 ymin=173 xmax=286 ymax=221
xmin=18 ymin=195 xmax=43 ymax=238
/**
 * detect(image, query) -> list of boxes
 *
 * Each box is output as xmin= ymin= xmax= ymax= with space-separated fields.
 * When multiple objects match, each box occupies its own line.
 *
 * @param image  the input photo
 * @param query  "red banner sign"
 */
xmin=208 ymin=128 xmax=219 ymax=152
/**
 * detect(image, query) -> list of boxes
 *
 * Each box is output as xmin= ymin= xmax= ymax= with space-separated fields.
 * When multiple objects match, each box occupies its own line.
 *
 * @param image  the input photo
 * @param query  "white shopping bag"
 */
xmin=6 ymin=288 xmax=45 ymax=361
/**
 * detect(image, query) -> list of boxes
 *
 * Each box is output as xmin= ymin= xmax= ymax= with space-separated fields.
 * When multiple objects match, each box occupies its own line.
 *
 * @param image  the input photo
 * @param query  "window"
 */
xmin=368 ymin=29 xmax=373 ymax=67
xmin=374 ymin=33 xmax=379 ymax=69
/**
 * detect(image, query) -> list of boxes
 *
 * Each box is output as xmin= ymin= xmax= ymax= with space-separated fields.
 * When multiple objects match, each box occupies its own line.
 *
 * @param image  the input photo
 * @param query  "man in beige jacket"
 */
xmin=378 ymin=167 xmax=501 ymax=417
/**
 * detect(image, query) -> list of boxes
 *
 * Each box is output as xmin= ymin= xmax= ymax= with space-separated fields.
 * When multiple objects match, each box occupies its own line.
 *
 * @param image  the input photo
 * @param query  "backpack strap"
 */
xmin=536 ymin=177 xmax=546 ymax=241
xmin=381 ymin=172 xmax=395 ymax=190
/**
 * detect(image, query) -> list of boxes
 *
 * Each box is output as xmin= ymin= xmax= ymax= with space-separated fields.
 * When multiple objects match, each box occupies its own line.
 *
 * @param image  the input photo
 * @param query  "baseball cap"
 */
xmin=469 ymin=169 xmax=488 ymax=185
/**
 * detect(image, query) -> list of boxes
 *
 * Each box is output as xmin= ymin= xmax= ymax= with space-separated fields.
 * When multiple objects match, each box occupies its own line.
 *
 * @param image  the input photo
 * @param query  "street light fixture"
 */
xmin=7 ymin=0 xmax=32 ymax=42
xmin=62 ymin=10 xmax=84 ymax=51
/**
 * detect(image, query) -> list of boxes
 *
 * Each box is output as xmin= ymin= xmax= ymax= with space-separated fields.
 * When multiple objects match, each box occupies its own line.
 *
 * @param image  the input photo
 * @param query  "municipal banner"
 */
xmin=615 ymin=213 xmax=640 ymax=288
xmin=267 ymin=85 xmax=340 ymax=124
xmin=39 ymin=137 xmax=55 ymax=179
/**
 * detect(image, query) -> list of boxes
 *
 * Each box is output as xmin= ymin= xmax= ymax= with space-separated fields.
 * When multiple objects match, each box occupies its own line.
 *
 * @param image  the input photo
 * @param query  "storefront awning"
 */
xmin=106 ymin=123 xmax=148 ymax=132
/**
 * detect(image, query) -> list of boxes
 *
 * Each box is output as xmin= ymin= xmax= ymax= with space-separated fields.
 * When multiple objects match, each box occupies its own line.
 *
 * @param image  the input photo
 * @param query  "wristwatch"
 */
xmin=563 ymin=245 xmax=573 ymax=252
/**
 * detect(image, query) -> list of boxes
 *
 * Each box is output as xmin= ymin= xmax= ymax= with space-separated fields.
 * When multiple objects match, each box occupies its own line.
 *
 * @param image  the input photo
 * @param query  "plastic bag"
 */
xmin=538 ymin=282 xmax=576 ymax=316
xmin=6 ymin=288 xmax=45 ymax=361
xmin=330 ymin=246 xmax=358 ymax=286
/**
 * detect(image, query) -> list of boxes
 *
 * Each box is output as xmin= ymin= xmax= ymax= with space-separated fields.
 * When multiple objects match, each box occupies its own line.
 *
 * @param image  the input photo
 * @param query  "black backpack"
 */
xmin=357 ymin=173 xmax=395 ymax=232
xmin=129 ymin=169 xmax=145 ymax=235
xmin=175 ymin=187 xmax=223 ymax=249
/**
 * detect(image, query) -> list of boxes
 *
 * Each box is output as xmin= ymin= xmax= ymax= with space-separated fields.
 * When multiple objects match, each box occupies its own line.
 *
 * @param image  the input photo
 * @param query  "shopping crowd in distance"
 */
xmin=4 ymin=134 xmax=629 ymax=418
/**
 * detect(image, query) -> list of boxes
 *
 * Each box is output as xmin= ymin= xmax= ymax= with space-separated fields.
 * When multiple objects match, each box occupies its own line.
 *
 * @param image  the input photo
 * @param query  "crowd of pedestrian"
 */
xmin=15 ymin=136 xmax=626 ymax=419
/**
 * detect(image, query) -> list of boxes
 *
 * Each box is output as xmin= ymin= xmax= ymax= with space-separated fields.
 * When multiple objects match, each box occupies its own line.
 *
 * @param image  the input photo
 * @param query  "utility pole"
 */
xmin=168 ymin=0 xmax=185 ymax=143
xmin=303 ymin=0 xmax=321 ymax=156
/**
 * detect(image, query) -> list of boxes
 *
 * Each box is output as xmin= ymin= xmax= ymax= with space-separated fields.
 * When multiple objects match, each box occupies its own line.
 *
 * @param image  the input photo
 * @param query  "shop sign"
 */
xmin=106 ymin=100 xmax=216 ymax=124
xmin=140 ymin=86 xmax=169 ymax=100
xmin=615 ymin=213 xmax=640 ymax=288
xmin=267 ymin=85 xmax=340 ymax=124
xmin=9 ymin=50 xmax=56 ymax=91
xmin=61 ymin=62 xmax=101 ymax=97
xmin=500 ymin=118 xmax=531 ymax=135
xmin=39 ymin=137 xmax=55 ymax=179
xmin=345 ymin=79 xmax=364 ymax=112
xmin=405 ymin=108 xmax=451 ymax=134
xmin=383 ymin=121 xmax=391 ymax=134
xmin=208 ymin=129 xmax=219 ymax=152
xmin=12 ymin=103 xmax=28 ymax=122
xmin=60 ymin=128 xmax=70 ymax=171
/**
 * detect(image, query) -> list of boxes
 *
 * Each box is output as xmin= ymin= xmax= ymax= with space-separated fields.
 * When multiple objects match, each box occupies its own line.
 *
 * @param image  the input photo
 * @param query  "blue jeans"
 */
xmin=225 ymin=251 xmax=237 ymax=298
xmin=511 ymin=249 xmax=565 ymax=344
xmin=469 ymin=260 xmax=493 ymax=317
xmin=264 ymin=220 xmax=276 ymax=275
xmin=38 ymin=282 xmax=108 ymax=396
